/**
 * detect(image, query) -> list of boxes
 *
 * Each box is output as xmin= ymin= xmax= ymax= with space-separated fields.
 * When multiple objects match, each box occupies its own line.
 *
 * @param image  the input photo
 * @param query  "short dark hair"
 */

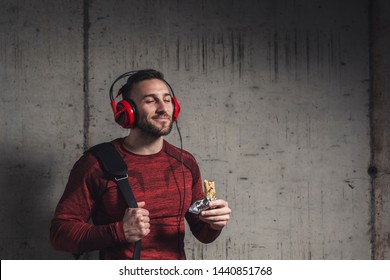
xmin=119 ymin=69 xmax=165 ymax=100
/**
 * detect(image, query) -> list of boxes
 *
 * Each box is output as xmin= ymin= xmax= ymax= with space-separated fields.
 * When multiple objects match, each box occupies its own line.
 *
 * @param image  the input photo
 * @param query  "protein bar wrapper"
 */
xmin=188 ymin=180 xmax=216 ymax=214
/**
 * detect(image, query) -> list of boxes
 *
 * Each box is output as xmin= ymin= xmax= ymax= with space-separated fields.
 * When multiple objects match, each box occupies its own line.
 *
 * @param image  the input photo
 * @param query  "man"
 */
xmin=50 ymin=69 xmax=231 ymax=259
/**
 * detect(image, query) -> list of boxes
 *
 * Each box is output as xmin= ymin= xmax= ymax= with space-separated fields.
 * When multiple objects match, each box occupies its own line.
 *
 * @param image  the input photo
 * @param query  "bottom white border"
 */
xmin=2 ymin=260 xmax=389 ymax=280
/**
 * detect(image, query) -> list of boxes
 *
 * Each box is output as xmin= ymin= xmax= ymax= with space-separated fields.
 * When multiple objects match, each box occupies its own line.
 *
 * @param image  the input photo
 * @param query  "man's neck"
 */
xmin=123 ymin=130 xmax=164 ymax=155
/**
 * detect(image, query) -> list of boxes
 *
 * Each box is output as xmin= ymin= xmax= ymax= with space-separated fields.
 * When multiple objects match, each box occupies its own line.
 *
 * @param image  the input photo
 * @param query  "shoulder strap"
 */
xmin=88 ymin=142 xmax=141 ymax=260
xmin=89 ymin=143 xmax=137 ymax=208
xmin=89 ymin=143 xmax=128 ymax=178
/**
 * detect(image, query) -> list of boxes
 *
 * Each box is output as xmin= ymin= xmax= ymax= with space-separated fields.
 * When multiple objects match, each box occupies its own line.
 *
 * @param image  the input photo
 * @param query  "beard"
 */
xmin=137 ymin=113 xmax=173 ymax=137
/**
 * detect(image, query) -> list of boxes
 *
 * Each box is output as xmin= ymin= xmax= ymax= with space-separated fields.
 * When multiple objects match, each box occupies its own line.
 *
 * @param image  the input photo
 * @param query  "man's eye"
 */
xmin=145 ymin=99 xmax=154 ymax=103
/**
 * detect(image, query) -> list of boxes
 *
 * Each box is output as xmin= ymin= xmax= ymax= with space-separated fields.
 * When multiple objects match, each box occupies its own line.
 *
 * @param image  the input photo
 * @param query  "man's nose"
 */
xmin=156 ymin=99 xmax=170 ymax=112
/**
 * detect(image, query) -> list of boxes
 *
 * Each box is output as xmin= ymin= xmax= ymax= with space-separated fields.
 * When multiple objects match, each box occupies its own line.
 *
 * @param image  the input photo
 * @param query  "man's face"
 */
xmin=130 ymin=79 xmax=174 ymax=137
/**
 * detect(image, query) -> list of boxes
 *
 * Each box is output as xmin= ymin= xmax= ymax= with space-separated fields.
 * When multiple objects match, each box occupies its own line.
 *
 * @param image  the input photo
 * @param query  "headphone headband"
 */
xmin=109 ymin=71 xmax=137 ymax=102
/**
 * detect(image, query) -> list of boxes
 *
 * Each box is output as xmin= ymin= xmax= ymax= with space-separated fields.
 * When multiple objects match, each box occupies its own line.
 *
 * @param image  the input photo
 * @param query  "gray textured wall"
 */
xmin=0 ymin=0 xmax=389 ymax=259
xmin=371 ymin=0 xmax=390 ymax=260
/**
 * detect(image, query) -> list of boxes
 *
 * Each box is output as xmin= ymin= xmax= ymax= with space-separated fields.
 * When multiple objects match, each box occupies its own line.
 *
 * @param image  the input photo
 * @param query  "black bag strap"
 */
xmin=89 ymin=142 xmax=141 ymax=260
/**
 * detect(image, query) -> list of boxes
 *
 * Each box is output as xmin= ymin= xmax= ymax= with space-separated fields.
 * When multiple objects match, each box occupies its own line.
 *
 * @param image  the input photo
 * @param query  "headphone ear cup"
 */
xmin=172 ymin=97 xmax=181 ymax=122
xmin=114 ymin=99 xmax=136 ymax=128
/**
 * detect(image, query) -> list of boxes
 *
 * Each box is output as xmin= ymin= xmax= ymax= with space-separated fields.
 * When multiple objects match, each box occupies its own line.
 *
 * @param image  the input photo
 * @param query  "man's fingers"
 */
xmin=137 ymin=201 xmax=146 ymax=208
xmin=200 ymin=214 xmax=230 ymax=222
xmin=122 ymin=201 xmax=151 ymax=242
xmin=201 ymin=207 xmax=231 ymax=217
xmin=208 ymin=199 xmax=228 ymax=208
xmin=142 ymin=216 xmax=150 ymax=223
xmin=199 ymin=199 xmax=231 ymax=230
xmin=126 ymin=201 xmax=149 ymax=216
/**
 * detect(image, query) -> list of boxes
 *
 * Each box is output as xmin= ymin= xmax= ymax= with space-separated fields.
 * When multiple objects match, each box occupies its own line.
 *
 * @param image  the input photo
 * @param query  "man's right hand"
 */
xmin=122 ymin=201 xmax=150 ymax=243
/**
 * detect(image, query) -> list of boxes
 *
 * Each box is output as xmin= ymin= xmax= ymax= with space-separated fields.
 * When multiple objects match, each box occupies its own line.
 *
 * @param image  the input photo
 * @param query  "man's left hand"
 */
xmin=199 ymin=199 xmax=231 ymax=230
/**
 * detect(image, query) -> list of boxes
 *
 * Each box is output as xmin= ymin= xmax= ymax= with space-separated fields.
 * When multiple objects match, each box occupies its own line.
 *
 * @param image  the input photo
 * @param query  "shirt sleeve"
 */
xmin=50 ymin=153 xmax=128 ymax=253
xmin=184 ymin=157 xmax=222 ymax=243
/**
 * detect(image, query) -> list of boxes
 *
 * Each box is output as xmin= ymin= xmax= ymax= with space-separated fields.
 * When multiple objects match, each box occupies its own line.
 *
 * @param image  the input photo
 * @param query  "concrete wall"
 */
xmin=0 ymin=0 xmax=389 ymax=259
xmin=0 ymin=0 xmax=84 ymax=259
xmin=371 ymin=0 xmax=390 ymax=260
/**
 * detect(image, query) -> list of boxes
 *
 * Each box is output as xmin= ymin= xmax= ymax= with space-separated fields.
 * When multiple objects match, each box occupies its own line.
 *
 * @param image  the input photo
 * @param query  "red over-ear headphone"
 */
xmin=109 ymin=71 xmax=181 ymax=129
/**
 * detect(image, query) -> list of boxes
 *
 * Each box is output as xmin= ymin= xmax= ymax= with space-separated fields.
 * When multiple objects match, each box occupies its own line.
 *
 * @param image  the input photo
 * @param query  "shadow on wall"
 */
xmin=0 ymin=146 xmax=101 ymax=260
xmin=0 ymin=149 xmax=63 ymax=259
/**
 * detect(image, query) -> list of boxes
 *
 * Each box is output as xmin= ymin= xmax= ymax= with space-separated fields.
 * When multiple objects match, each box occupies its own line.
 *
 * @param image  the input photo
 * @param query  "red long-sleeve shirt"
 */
xmin=50 ymin=138 xmax=221 ymax=259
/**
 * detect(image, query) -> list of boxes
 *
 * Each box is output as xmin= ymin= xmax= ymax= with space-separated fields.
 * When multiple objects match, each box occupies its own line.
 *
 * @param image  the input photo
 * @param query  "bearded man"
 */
xmin=50 ymin=69 xmax=231 ymax=260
